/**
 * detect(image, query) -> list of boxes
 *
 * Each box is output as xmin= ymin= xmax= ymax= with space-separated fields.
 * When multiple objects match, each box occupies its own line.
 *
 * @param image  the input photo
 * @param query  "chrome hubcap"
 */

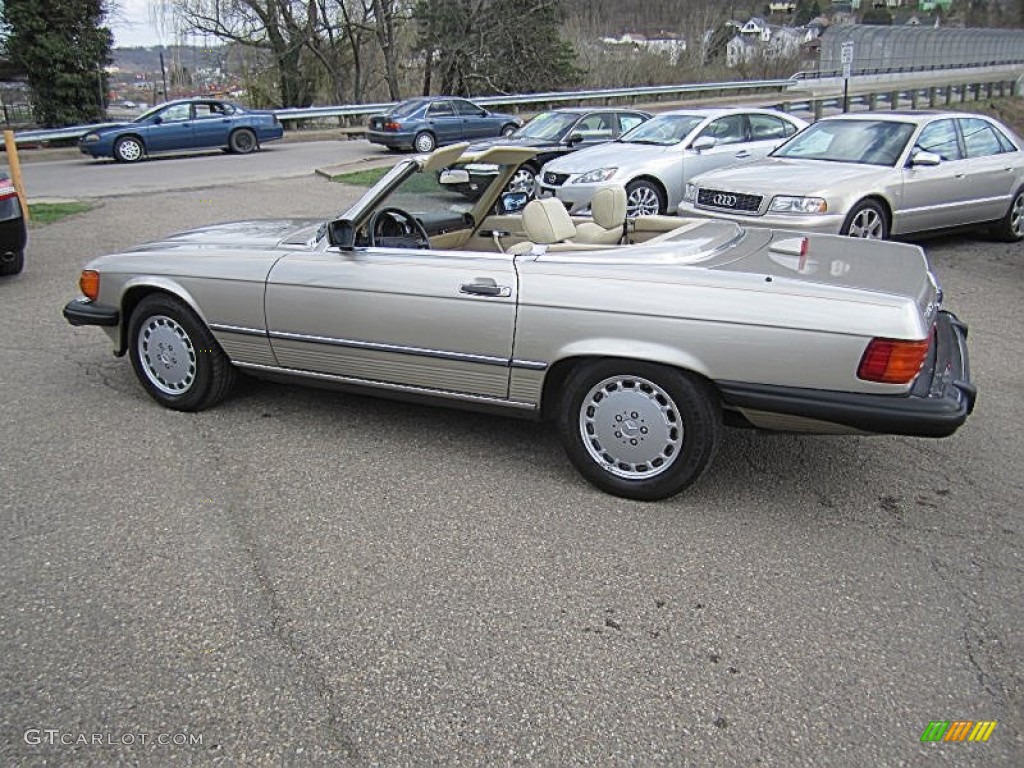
xmin=1011 ymin=193 xmax=1024 ymax=237
xmin=508 ymin=168 xmax=534 ymax=193
xmin=138 ymin=315 xmax=197 ymax=395
xmin=847 ymin=208 xmax=884 ymax=239
xmin=579 ymin=375 xmax=683 ymax=480
xmin=627 ymin=186 xmax=660 ymax=217
xmin=415 ymin=135 xmax=434 ymax=153
xmin=119 ymin=140 xmax=141 ymax=161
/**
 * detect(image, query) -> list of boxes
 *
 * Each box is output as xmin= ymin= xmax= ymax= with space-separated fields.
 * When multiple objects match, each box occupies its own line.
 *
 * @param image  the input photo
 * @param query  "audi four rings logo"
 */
xmin=712 ymin=193 xmax=737 ymax=207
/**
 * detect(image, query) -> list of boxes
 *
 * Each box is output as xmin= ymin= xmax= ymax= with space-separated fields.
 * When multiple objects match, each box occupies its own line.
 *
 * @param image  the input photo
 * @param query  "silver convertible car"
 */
xmin=63 ymin=144 xmax=975 ymax=501
xmin=679 ymin=111 xmax=1024 ymax=241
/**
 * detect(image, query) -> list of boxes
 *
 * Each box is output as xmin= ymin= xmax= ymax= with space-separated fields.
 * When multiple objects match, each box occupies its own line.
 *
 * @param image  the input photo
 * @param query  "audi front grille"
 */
xmin=697 ymin=188 xmax=763 ymax=214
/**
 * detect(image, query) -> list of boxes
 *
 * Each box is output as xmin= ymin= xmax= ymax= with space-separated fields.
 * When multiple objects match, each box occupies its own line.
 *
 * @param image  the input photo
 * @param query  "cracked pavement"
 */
xmin=0 ymin=175 xmax=1021 ymax=766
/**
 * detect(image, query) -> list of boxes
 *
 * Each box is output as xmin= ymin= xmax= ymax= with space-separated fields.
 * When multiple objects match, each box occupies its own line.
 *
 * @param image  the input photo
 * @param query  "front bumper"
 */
xmin=677 ymin=201 xmax=847 ymax=234
xmin=717 ymin=311 xmax=975 ymax=438
xmin=536 ymin=181 xmax=599 ymax=214
xmin=63 ymin=298 xmax=119 ymax=327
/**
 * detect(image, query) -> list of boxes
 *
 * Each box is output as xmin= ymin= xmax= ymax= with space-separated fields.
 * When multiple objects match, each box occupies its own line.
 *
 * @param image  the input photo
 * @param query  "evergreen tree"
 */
xmin=1 ymin=0 xmax=113 ymax=126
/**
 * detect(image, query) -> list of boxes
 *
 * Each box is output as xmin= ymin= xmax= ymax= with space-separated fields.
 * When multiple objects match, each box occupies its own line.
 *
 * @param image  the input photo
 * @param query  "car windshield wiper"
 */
xmin=624 ymin=139 xmax=668 ymax=146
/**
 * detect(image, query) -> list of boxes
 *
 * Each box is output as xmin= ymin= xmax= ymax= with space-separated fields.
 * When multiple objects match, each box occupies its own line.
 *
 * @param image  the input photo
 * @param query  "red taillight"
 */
xmin=857 ymin=336 xmax=930 ymax=384
xmin=0 ymin=178 xmax=17 ymax=201
xmin=384 ymin=121 xmax=401 ymax=132
xmin=79 ymin=270 xmax=100 ymax=301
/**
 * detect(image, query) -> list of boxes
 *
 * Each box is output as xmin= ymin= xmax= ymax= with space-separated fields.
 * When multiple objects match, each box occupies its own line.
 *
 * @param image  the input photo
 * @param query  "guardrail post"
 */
xmin=868 ymin=92 xmax=878 ymax=111
xmin=928 ymin=86 xmax=937 ymax=108
xmin=889 ymin=90 xmax=899 ymax=109
xmin=910 ymin=89 xmax=920 ymax=110
xmin=985 ymin=81 xmax=993 ymax=99
xmin=813 ymin=99 xmax=823 ymax=120
xmin=945 ymin=85 xmax=953 ymax=105
xmin=961 ymin=84 xmax=968 ymax=103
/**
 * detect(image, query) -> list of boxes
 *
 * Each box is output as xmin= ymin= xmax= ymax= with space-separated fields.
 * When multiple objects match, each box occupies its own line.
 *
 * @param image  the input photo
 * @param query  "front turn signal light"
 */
xmin=857 ymin=337 xmax=930 ymax=384
xmin=79 ymin=270 xmax=100 ymax=301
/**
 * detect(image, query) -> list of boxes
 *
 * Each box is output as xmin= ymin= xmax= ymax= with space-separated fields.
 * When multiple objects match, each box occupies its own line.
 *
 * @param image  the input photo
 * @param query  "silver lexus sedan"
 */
xmin=535 ymin=107 xmax=807 ymax=216
xmin=679 ymin=111 xmax=1024 ymax=241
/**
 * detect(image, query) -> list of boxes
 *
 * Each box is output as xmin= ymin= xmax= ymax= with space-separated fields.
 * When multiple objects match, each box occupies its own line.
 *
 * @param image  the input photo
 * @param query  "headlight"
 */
xmin=683 ymin=183 xmax=696 ymax=203
xmin=572 ymin=168 xmax=618 ymax=184
xmin=82 ymin=133 xmax=100 ymax=143
xmin=769 ymin=196 xmax=827 ymax=214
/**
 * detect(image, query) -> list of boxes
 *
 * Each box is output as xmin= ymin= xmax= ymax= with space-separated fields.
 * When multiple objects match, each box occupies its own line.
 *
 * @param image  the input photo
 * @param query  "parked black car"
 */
xmin=445 ymin=107 xmax=652 ymax=198
xmin=366 ymin=97 xmax=522 ymax=153
xmin=0 ymin=173 xmax=27 ymax=276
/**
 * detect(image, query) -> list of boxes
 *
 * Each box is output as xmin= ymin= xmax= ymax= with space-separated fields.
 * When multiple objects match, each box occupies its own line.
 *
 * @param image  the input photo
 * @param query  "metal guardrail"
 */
xmin=793 ymin=60 xmax=1024 ymax=80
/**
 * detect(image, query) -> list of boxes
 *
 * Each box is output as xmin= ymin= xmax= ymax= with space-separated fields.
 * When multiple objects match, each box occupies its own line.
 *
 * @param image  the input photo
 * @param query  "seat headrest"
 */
xmin=591 ymin=185 xmax=627 ymax=229
xmin=521 ymin=198 xmax=576 ymax=244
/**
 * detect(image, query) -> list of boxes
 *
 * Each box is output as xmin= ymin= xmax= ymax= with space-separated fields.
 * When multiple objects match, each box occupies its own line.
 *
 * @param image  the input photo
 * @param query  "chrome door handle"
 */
xmin=734 ymin=150 xmax=750 ymax=158
xmin=460 ymin=279 xmax=511 ymax=298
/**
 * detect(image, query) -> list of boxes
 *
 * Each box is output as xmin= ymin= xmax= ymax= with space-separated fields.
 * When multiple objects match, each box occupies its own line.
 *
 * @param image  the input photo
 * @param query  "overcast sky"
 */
xmin=107 ymin=0 xmax=169 ymax=48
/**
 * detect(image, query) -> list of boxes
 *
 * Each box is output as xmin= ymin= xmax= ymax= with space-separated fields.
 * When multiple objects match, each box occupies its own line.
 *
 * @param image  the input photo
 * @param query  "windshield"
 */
xmin=515 ymin=112 xmax=579 ymax=141
xmin=391 ymin=99 xmax=428 ymax=118
xmin=620 ymin=114 xmax=705 ymax=146
xmin=133 ymin=103 xmax=171 ymax=123
xmin=772 ymin=119 xmax=916 ymax=166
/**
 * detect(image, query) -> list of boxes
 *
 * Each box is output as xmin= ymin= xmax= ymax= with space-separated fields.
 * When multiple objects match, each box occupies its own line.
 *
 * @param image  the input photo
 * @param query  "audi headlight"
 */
xmin=770 ymin=196 xmax=827 ymax=214
xmin=82 ymin=133 xmax=100 ymax=143
xmin=572 ymin=168 xmax=618 ymax=184
xmin=683 ymin=183 xmax=697 ymax=203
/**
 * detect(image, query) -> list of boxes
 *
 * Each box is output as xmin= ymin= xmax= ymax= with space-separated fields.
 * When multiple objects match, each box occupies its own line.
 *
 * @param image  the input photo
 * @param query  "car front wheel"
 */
xmin=557 ymin=360 xmax=720 ymax=501
xmin=113 ymin=136 xmax=144 ymax=163
xmin=842 ymin=200 xmax=889 ymax=239
xmin=229 ymin=128 xmax=257 ymax=154
xmin=414 ymin=131 xmax=436 ymax=153
xmin=128 ymin=294 xmax=236 ymax=412
xmin=500 ymin=124 xmax=518 ymax=137
xmin=0 ymin=249 xmax=24 ymax=276
xmin=507 ymin=165 xmax=536 ymax=194
xmin=625 ymin=180 xmax=665 ymax=217
xmin=990 ymin=186 xmax=1024 ymax=242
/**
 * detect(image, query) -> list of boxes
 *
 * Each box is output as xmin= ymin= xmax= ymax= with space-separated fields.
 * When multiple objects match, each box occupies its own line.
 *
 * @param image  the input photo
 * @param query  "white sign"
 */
xmin=841 ymin=41 xmax=854 ymax=64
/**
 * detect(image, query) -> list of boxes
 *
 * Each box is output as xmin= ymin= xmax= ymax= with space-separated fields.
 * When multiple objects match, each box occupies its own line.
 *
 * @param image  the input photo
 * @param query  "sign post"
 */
xmin=841 ymin=41 xmax=854 ymax=113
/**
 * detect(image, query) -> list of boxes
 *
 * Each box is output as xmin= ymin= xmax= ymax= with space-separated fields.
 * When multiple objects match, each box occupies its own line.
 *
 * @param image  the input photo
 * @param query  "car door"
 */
xmin=425 ymin=100 xmax=462 ymax=145
xmin=144 ymin=102 xmax=194 ymax=152
xmin=568 ymin=112 xmax=617 ymax=150
xmin=191 ymin=101 xmax=234 ymax=148
xmin=958 ymin=116 xmax=1020 ymax=223
xmin=263 ymin=247 xmax=518 ymax=399
xmin=899 ymin=118 xmax=973 ymax=233
xmin=453 ymin=99 xmax=493 ymax=140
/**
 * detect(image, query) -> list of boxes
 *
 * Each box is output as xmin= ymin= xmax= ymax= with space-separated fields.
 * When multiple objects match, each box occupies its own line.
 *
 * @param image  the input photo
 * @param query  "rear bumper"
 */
xmin=717 ymin=311 xmax=975 ymax=438
xmin=366 ymin=130 xmax=413 ymax=149
xmin=63 ymin=298 xmax=119 ymax=327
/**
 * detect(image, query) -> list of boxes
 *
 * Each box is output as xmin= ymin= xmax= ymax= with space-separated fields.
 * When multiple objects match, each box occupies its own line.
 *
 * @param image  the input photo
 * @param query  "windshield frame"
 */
xmin=514 ymin=111 xmax=580 ymax=141
xmin=618 ymin=113 xmax=708 ymax=147
xmin=770 ymin=118 xmax=917 ymax=167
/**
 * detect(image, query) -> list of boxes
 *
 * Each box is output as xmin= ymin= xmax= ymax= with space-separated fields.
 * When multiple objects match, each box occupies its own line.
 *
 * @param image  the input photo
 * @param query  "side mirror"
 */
xmin=566 ymin=132 xmax=584 ymax=147
xmin=501 ymin=191 xmax=530 ymax=214
xmin=691 ymin=136 xmax=717 ymax=152
xmin=911 ymin=150 xmax=941 ymax=167
xmin=152 ymin=116 xmax=164 ymax=125
xmin=327 ymin=219 xmax=356 ymax=250
xmin=438 ymin=168 xmax=471 ymax=185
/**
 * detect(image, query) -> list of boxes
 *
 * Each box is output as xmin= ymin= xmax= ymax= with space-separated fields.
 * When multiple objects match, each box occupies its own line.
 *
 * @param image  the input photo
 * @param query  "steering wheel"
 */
xmin=368 ymin=207 xmax=430 ymax=249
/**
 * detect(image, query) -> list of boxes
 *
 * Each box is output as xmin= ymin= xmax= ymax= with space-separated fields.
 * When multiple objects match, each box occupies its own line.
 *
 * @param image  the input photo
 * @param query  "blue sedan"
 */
xmin=366 ymin=97 xmax=521 ymax=153
xmin=79 ymin=99 xmax=284 ymax=162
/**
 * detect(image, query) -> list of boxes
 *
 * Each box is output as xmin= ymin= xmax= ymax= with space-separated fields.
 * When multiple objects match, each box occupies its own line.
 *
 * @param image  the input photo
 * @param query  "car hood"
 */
xmin=693 ymin=159 xmax=887 ymax=195
xmin=545 ymin=141 xmax=668 ymax=172
xmin=126 ymin=219 xmax=325 ymax=252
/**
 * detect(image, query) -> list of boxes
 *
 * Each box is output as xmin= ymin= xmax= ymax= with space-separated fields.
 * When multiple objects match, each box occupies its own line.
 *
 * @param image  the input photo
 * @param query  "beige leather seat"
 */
xmin=508 ymin=198 xmax=577 ymax=255
xmin=575 ymin=185 xmax=627 ymax=245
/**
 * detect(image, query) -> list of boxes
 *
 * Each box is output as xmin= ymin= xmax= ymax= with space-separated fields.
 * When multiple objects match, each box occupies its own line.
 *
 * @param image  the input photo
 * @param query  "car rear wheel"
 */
xmin=990 ymin=186 xmax=1024 ymax=242
xmin=557 ymin=360 xmax=720 ymax=501
xmin=625 ymin=180 xmax=665 ymax=217
xmin=841 ymin=200 xmax=889 ymax=240
xmin=128 ymin=294 xmax=237 ymax=412
xmin=507 ymin=165 xmax=536 ymax=194
xmin=0 ymin=249 xmax=23 ymax=276
xmin=113 ymin=136 xmax=144 ymax=163
xmin=414 ymin=131 xmax=436 ymax=153
xmin=229 ymin=128 xmax=257 ymax=154
xmin=500 ymin=124 xmax=518 ymax=137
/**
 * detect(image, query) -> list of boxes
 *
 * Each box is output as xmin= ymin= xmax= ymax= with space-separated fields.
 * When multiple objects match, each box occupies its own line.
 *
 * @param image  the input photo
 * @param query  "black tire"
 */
xmin=113 ymin=136 xmax=144 ymax=163
xmin=127 ymin=294 xmax=237 ymax=412
xmin=841 ymin=199 xmax=889 ymax=240
xmin=557 ymin=360 xmax=720 ymax=501
xmin=625 ymin=179 xmax=666 ymax=217
xmin=500 ymin=123 xmax=518 ymax=137
xmin=0 ymin=249 xmax=24 ymax=276
xmin=989 ymin=186 xmax=1024 ymax=242
xmin=229 ymin=128 xmax=257 ymax=154
xmin=413 ymin=131 xmax=436 ymax=153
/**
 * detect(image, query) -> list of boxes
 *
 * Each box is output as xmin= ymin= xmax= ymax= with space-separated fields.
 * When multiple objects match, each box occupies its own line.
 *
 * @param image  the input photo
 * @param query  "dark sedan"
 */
xmin=0 ymin=173 xmax=26 ymax=276
xmin=366 ymin=97 xmax=521 ymax=154
xmin=79 ymin=99 xmax=284 ymax=163
xmin=448 ymin=107 xmax=652 ymax=197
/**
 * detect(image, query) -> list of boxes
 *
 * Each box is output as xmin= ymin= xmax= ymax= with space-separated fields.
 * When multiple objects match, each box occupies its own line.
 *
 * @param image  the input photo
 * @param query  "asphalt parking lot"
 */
xmin=1 ymin=174 xmax=1021 ymax=766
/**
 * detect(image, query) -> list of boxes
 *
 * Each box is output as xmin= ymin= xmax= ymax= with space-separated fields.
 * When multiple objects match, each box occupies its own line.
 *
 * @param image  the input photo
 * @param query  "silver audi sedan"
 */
xmin=535 ymin=107 xmax=808 ymax=216
xmin=679 ymin=111 xmax=1024 ymax=241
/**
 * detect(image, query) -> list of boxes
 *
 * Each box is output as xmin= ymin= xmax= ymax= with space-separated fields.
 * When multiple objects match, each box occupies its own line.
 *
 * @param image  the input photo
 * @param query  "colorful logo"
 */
xmin=920 ymin=721 xmax=997 ymax=742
